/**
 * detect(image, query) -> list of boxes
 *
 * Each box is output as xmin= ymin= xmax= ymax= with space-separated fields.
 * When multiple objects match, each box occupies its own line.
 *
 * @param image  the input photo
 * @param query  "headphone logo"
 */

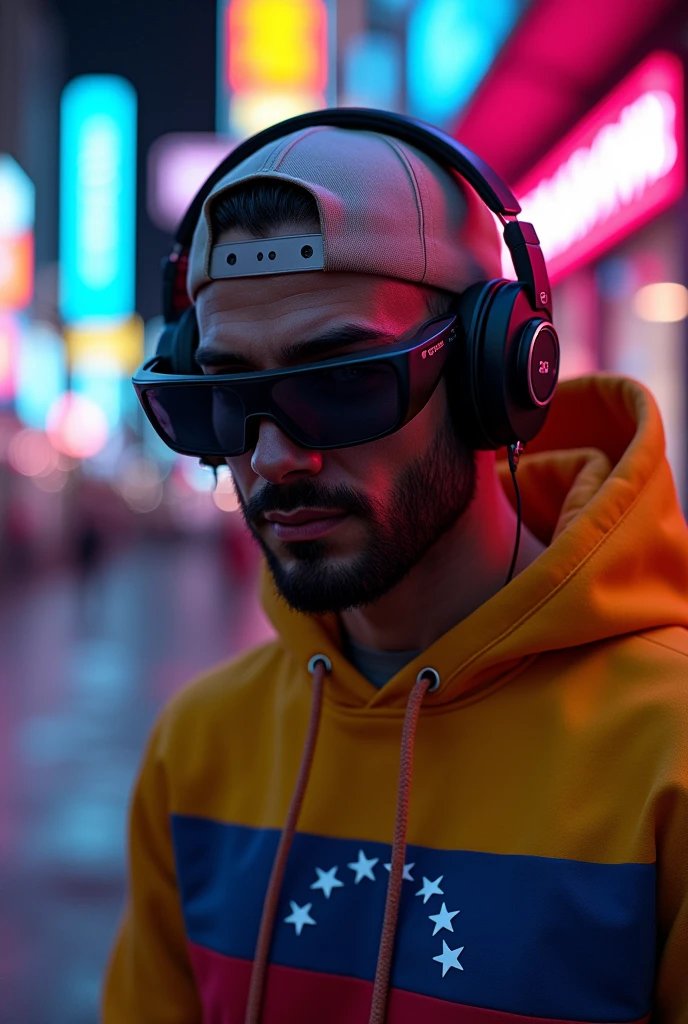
xmin=539 ymin=360 xmax=550 ymax=374
xmin=421 ymin=340 xmax=445 ymax=360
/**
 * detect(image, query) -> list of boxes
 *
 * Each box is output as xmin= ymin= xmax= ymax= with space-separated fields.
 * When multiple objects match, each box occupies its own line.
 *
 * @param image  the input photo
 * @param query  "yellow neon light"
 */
xmin=228 ymin=0 xmax=328 ymax=92
xmin=65 ymin=314 xmax=144 ymax=372
xmin=229 ymin=89 xmax=325 ymax=137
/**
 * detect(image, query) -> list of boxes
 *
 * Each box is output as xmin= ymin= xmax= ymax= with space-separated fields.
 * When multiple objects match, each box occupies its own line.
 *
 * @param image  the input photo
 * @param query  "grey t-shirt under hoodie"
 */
xmin=343 ymin=634 xmax=421 ymax=689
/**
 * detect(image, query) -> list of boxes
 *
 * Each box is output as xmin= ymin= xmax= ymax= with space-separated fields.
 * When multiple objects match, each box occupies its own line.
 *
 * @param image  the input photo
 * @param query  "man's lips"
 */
xmin=264 ymin=509 xmax=346 ymax=525
xmin=263 ymin=508 xmax=350 ymax=541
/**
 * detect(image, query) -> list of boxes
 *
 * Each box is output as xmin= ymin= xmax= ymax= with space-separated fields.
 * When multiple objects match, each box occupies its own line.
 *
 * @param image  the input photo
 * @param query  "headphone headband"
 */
xmin=153 ymin=107 xmax=559 ymax=457
xmin=164 ymin=108 xmax=550 ymax=324
xmin=175 ymin=107 xmax=522 ymax=247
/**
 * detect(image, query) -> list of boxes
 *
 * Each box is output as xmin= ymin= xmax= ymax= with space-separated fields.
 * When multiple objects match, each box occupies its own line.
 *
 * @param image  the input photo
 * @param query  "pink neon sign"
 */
xmin=0 ymin=314 xmax=18 ymax=402
xmin=512 ymin=52 xmax=685 ymax=284
xmin=147 ymin=133 xmax=236 ymax=232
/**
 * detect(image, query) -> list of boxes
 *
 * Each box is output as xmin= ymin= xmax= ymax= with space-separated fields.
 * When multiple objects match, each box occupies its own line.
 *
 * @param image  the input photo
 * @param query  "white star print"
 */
xmin=310 ymin=865 xmax=345 ymax=899
xmin=415 ymin=875 xmax=444 ymax=903
xmin=428 ymin=902 xmax=460 ymax=936
xmin=383 ymin=862 xmax=415 ymax=881
xmin=284 ymin=901 xmax=316 ymax=936
xmin=347 ymin=849 xmax=379 ymax=883
xmin=433 ymin=939 xmax=464 ymax=977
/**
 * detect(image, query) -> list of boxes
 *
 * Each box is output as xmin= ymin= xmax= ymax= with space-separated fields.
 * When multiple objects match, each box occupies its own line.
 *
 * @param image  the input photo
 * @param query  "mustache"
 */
xmin=243 ymin=479 xmax=373 ymax=523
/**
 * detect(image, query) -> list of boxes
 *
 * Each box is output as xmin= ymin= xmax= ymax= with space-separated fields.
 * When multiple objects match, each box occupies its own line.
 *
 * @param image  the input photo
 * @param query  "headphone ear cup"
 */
xmin=153 ymin=322 xmax=179 ymax=364
xmin=454 ymin=281 xmax=560 ymax=450
xmin=449 ymin=281 xmax=501 ymax=449
xmin=165 ymin=305 xmax=201 ymax=375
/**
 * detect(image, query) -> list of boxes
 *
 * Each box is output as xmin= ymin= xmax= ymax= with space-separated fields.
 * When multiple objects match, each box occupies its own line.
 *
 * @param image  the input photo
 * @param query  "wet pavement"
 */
xmin=0 ymin=535 xmax=273 ymax=1023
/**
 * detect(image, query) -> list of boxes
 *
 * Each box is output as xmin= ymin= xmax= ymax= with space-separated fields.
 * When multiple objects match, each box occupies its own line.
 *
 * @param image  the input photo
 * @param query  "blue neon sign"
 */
xmin=344 ymin=32 xmax=401 ymax=110
xmin=59 ymin=75 xmax=137 ymax=323
xmin=407 ymin=0 xmax=522 ymax=125
xmin=0 ymin=155 xmax=35 ymax=236
xmin=15 ymin=322 xmax=67 ymax=429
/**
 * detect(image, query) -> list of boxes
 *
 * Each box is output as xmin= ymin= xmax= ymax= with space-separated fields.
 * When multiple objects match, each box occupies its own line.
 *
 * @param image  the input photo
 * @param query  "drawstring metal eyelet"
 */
xmin=308 ymin=654 xmax=332 ymax=675
xmin=416 ymin=666 xmax=440 ymax=692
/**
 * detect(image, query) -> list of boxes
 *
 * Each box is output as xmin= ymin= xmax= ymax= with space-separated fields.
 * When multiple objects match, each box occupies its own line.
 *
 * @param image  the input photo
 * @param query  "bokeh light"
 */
xmin=213 ymin=471 xmax=241 ymax=512
xmin=633 ymin=282 xmax=688 ymax=322
xmin=33 ymin=468 xmax=68 ymax=492
xmin=180 ymin=457 xmax=217 ymax=493
xmin=116 ymin=455 xmax=164 ymax=513
xmin=46 ymin=391 xmax=110 ymax=459
xmin=8 ymin=429 xmax=58 ymax=477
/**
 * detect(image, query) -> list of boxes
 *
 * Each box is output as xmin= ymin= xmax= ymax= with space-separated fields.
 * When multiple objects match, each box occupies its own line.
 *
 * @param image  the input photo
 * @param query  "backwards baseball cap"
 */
xmin=186 ymin=125 xmax=503 ymax=303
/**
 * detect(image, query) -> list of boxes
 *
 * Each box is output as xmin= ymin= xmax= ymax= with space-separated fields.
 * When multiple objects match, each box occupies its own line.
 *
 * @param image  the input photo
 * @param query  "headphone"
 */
xmin=155 ymin=107 xmax=560 ymax=458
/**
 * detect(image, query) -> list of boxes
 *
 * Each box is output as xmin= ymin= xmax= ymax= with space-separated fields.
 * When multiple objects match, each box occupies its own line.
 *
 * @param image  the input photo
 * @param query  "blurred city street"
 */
xmin=0 ymin=534 xmax=273 ymax=1024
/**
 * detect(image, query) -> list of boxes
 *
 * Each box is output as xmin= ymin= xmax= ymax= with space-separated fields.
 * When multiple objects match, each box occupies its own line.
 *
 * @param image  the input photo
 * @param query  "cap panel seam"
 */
xmin=255 ymin=137 xmax=298 ymax=173
xmin=377 ymin=135 xmax=427 ymax=283
xmin=271 ymin=125 xmax=331 ymax=172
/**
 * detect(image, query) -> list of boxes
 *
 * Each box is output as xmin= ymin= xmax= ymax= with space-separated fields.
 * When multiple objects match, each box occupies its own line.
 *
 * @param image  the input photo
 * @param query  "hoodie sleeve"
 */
xmin=655 ymin=772 xmax=688 ymax=1023
xmin=102 ymin=714 xmax=203 ymax=1023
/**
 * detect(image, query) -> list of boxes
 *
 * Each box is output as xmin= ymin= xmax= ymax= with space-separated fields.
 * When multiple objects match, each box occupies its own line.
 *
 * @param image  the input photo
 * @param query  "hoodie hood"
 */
xmin=106 ymin=370 xmax=688 ymax=1024
xmin=261 ymin=374 xmax=688 ymax=709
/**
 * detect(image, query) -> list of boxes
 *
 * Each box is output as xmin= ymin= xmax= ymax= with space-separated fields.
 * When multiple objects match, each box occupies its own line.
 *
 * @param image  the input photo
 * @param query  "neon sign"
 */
xmin=15 ymin=322 xmax=67 ymax=429
xmin=0 ymin=155 xmax=35 ymax=311
xmin=0 ymin=234 xmax=33 ymax=311
xmin=343 ymin=31 xmax=401 ymax=109
xmin=227 ymin=0 xmax=328 ymax=92
xmin=60 ymin=75 xmax=137 ymax=323
xmin=0 ymin=314 xmax=18 ymax=402
xmin=408 ymin=0 xmax=523 ymax=125
xmin=512 ymin=52 xmax=685 ymax=284
xmin=217 ymin=0 xmax=334 ymax=138
xmin=147 ymin=133 xmax=235 ymax=232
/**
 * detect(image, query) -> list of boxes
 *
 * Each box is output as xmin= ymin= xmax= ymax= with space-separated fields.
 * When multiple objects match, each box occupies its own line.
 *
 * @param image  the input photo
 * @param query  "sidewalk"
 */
xmin=0 ymin=535 xmax=272 ymax=1023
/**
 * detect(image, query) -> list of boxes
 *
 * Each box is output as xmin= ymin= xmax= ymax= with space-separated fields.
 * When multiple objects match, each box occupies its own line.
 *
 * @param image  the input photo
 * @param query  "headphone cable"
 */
xmin=504 ymin=442 xmax=524 ymax=586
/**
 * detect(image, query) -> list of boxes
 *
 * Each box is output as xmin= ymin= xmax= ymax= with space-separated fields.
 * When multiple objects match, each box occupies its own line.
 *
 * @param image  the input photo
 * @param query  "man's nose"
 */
xmin=250 ymin=418 xmax=323 ymax=484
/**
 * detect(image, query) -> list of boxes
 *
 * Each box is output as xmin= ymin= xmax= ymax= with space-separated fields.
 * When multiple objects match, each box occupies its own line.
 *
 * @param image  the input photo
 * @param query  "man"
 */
xmin=104 ymin=126 xmax=688 ymax=1023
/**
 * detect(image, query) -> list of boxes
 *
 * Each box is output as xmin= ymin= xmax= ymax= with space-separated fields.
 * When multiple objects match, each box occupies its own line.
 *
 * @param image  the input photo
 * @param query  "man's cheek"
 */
xmin=341 ymin=450 xmax=397 ymax=501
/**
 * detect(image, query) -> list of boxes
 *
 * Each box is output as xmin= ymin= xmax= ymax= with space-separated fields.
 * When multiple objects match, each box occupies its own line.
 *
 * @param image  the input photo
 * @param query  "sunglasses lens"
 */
xmin=271 ymin=361 xmax=401 ymax=446
xmin=142 ymin=361 xmax=402 ymax=455
xmin=145 ymin=385 xmax=246 ymax=455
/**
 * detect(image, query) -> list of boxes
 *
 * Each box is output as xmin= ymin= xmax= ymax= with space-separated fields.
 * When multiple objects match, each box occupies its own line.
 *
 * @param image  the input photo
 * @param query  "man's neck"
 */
xmin=340 ymin=454 xmax=545 ymax=653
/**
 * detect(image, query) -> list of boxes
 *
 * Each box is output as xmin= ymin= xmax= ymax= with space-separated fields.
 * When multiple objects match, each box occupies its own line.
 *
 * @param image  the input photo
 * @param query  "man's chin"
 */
xmin=278 ymin=538 xmax=333 ymax=563
xmin=263 ymin=547 xmax=376 ymax=615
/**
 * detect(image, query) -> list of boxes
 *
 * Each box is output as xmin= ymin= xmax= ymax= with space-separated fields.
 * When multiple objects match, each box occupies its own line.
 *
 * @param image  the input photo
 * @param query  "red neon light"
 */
xmin=0 ymin=232 xmax=34 ymax=311
xmin=513 ymin=52 xmax=685 ymax=284
xmin=226 ymin=0 xmax=328 ymax=94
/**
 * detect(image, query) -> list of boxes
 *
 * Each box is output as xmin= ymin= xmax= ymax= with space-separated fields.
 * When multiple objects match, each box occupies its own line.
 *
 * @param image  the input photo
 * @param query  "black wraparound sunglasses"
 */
xmin=132 ymin=315 xmax=458 ymax=458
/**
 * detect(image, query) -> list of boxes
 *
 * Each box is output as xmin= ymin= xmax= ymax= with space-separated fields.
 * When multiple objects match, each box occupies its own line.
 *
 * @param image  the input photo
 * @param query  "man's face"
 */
xmin=195 ymin=249 xmax=476 ymax=614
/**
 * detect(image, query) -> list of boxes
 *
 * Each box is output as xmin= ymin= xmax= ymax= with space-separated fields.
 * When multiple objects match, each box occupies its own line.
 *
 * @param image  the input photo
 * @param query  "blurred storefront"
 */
xmin=516 ymin=51 xmax=686 ymax=503
xmin=456 ymin=0 xmax=688 ymax=512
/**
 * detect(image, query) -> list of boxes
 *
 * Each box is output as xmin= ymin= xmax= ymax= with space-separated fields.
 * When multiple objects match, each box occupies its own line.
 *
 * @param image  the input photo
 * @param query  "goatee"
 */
xmin=237 ymin=416 xmax=476 ymax=614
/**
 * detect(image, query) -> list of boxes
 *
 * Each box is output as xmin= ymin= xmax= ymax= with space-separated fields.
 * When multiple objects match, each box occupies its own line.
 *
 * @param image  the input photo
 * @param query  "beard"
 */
xmin=236 ymin=415 xmax=476 ymax=615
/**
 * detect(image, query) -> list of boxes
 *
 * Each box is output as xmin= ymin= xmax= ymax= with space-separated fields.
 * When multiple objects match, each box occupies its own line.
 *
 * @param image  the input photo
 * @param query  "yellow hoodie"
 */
xmin=103 ymin=374 xmax=688 ymax=1024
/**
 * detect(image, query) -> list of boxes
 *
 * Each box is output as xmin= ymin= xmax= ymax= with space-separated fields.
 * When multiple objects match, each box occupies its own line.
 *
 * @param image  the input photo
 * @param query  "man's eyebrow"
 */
xmin=194 ymin=348 xmax=255 ymax=369
xmin=280 ymin=324 xmax=397 ymax=363
xmin=194 ymin=323 xmax=397 ymax=370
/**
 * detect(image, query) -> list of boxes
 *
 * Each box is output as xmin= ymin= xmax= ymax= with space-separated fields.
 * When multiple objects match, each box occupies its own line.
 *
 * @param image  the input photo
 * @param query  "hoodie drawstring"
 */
xmin=244 ymin=656 xmax=328 ymax=1024
xmin=368 ymin=667 xmax=438 ymax=1023
xmin=245 ymin=659 xmax=438 ymax=1024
